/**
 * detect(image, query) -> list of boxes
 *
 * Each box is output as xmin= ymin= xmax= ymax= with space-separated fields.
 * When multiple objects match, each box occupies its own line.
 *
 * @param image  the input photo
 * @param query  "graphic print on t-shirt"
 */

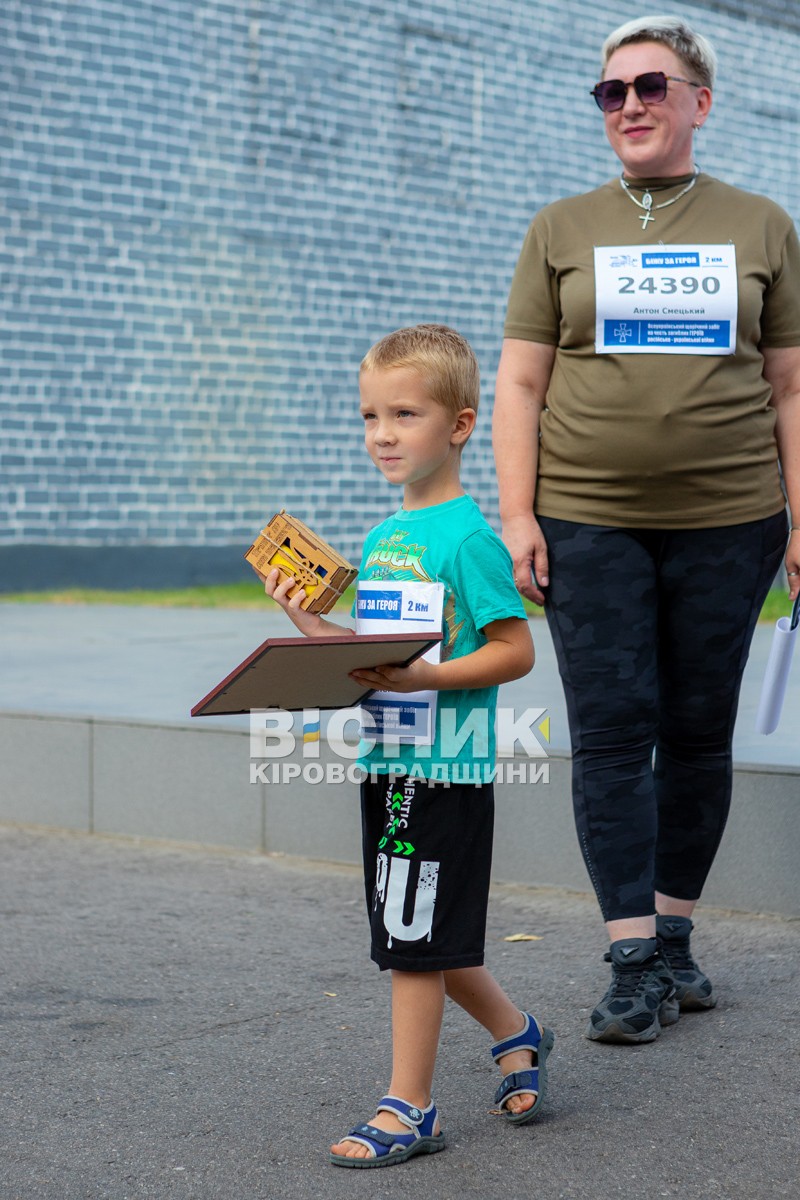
xmin=361 ymin=528 xmax=464 ymax=658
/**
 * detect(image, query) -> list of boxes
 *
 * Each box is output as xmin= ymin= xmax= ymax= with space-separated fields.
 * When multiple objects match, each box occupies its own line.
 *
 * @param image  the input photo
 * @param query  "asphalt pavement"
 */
xmin=1 ymin=826 xmax=797 ymax=1200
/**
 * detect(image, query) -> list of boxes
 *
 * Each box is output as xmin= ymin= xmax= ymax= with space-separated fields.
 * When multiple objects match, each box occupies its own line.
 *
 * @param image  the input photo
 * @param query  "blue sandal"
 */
xmin=490 ymin=1012 xmax=555 ymax=1125
xmin=330 ymin=1096 xmax=446 ymax=1168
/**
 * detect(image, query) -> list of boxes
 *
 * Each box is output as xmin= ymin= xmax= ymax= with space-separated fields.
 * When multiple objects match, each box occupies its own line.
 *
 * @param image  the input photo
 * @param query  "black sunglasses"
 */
xmin=591 ymin=71 xmax=701 ymax=113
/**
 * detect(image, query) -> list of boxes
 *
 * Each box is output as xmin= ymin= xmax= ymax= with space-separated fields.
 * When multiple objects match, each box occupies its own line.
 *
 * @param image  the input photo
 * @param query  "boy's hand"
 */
xmin=350 ymin=656 xmax=437 ymax=693
xmin=350 ymin=614 xmax=534 ymax=692
xmin=263 ymin=568 xmax=316 ymax=638
xmin=263 ymin=568 xmax=337 ymax=637
xmin=264 ymin=567 xmax=308 ymax=613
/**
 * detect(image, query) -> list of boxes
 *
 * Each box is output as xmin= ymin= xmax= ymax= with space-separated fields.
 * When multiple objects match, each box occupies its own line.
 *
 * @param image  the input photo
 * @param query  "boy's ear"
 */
xmin=451 ymin=407 xmax=477 ymax=445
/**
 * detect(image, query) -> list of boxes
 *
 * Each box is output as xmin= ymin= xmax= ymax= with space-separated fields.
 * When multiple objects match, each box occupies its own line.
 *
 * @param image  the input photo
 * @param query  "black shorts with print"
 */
xmin=360 ymin=774 xmax=495 ymax=972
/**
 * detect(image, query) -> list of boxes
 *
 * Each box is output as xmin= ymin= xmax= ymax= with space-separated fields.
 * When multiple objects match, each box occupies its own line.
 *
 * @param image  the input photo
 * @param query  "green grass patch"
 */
xmin=521 ymin=588 xmax=791 ymax=623
xmin=756 ymin=587 xmax=794 ymax=624
xmin=0 ymin=583 xmax=792 ymax=623
xmin=0 ymin=581 xmax=358 ymax=612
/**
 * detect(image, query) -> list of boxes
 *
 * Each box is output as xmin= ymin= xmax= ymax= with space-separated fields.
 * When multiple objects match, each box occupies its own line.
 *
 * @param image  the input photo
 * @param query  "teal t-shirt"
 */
xmin=355 ymin=494 xmax=527 ymax=782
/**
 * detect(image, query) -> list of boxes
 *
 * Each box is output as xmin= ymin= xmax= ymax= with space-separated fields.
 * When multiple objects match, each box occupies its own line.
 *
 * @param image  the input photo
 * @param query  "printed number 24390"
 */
xmin=618 ymin=275 xmax=720 ymax=295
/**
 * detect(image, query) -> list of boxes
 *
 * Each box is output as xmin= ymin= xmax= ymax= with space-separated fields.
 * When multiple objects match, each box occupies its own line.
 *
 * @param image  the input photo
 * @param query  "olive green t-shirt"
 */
xmin=504 ymin=173 xmax=800 ymax=527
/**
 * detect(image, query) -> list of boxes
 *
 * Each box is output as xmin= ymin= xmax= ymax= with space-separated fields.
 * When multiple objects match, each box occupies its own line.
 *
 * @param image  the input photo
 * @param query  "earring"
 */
xmin=693 ymin=122 xmax=701 ymax=130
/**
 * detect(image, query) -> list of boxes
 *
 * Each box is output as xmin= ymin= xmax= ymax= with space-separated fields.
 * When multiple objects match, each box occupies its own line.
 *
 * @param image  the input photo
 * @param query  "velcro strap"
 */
xmin=377 ymin=1097 xmax=424 ymax=1128
xmin=494 ymin=1069 xmax=539 ymax=1108
xmin=348 ymin=1123 xmax=407 ymax=1149
xmin=490 ymin=1012 xmax=542 ymax=1062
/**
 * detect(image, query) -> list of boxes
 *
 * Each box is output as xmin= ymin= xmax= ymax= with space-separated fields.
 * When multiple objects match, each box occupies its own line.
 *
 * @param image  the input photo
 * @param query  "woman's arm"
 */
xmin=764 ymin=345 xmax=800 ymax=602
xmin=492 ymin=338 xmax=556 ymax=605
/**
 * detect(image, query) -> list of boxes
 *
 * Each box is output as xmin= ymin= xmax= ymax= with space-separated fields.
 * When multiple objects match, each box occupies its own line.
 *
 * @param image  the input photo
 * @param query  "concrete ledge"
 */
xmin=92 ymin=722 xmax=264 ymax=850
xmin=1 ymin=710 xmax=798 ymax=916
xmin=0 ymin=714 xmax=92 ymax=831
xmin=0 ymin=544 xmax=253 ymax=592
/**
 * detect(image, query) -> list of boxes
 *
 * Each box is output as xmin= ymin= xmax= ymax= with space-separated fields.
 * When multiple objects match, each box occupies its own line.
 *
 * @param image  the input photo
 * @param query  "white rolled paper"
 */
xmin=754 ymin=616 xmax=798 ymax=735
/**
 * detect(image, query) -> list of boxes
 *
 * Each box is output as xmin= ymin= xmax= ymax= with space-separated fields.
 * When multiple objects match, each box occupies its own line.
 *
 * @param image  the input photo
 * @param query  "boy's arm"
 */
xmin=264 ymin=568 xmax=355 ymax=639
xmin=349 ymin=616 xmax=534 ymax=692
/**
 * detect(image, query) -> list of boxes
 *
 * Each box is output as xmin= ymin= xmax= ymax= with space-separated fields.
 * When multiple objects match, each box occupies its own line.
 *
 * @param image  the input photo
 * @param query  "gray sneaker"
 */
xmin=656 ymin=915 xmax=716 ymax=1010
xmin=587 ymin=937 xmax=680 ymax=1044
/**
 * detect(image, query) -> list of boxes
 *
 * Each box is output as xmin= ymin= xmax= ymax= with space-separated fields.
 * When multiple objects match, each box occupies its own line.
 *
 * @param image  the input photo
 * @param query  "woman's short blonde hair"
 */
xmin=360 ymin=324 xmax=480 ymax=417
xmin=602 ymin=15 xmax=717 ymax=89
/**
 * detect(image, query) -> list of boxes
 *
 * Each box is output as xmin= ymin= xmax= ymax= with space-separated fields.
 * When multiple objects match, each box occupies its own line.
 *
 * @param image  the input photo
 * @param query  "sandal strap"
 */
xmin=376 ymin=1095 xmax=435 ymax=1134
xmin=494 ymin=1068 xmax=540 ymax=1109
xmin=490 ymin=1012 xmax=543 ymax=1062
xmin=344 ymin=1123 xmax=414 ymax=1152
xmin=336 ymin=1101 xmax=440 ymax=1161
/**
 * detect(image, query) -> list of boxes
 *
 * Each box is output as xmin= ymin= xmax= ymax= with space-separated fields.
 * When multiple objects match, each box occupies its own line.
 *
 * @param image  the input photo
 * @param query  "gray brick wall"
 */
xmin=2 ymin=1 xmax=799 ymax=587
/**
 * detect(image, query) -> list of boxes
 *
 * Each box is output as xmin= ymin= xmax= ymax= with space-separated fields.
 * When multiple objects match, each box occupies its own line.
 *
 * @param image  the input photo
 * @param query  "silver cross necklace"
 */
xmin=620 ymin=167 xmax=700 ymax=228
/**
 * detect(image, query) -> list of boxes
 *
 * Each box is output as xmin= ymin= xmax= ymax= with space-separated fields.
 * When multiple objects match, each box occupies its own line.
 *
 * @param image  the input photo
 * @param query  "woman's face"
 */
xmin=601 ymin=41 xmax=711 ymax=179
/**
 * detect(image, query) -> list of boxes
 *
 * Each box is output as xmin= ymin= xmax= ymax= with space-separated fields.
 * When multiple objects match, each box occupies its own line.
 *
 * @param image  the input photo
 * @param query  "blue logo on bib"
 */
xmin=357 ymin=590 xmax=402 ymax=620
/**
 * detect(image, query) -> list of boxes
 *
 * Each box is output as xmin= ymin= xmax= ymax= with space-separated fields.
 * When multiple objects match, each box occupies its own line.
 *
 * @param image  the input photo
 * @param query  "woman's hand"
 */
xmin=493 ymin=338 xmax=555 ymax=608
xmin=787 ymin=529 xmax=800 ymax=603
xmin=764 ymin=346 xmax=800 ymax=604
xmin=501 ymin=513 xmax=549 ymax=606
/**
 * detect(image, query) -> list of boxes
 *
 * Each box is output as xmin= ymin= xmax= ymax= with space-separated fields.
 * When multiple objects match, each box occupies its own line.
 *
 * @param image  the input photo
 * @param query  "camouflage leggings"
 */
xmin=538 ymin=511 xmax=788 ymax=921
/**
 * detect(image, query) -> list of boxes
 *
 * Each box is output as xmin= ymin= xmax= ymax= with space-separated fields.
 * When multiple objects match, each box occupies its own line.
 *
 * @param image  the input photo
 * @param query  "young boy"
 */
xmin=265 ymin=324 xmax=554 ymax=1168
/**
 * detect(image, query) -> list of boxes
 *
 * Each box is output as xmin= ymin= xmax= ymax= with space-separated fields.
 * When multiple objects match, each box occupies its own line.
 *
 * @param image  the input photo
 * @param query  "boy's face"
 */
xmin=359 ymin=367 xmax=472 ymax=505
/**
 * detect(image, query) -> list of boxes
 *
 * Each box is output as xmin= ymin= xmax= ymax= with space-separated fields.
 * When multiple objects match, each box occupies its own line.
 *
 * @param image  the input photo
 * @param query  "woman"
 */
xmin=493 ymin=15 xmax=800 ymax=1044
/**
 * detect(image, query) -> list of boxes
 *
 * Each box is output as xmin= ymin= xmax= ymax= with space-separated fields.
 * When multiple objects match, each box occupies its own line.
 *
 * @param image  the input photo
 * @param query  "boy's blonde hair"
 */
xmin=360 ymin=324 xmax=480 ymax=418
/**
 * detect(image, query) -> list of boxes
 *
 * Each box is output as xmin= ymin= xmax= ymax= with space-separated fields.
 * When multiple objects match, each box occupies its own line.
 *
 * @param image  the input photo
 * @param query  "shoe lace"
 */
xmin=661 ymin=940 xmax=695 ymax=972
xmin=602 ymin=953 xmax=655 ymax=998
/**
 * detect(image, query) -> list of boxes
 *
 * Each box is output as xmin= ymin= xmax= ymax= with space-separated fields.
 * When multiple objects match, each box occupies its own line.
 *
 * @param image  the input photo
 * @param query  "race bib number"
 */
xmin=594 ymin=244 xmax=737 ymax=354
xmin=355 ymin=580 xmax=444 ymax=746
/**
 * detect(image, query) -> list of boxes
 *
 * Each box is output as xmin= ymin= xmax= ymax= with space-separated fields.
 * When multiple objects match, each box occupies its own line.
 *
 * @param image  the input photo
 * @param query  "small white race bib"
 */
xmin=594 ymin=244 xmax=737 ymax=355
xmin=355 ymin=580 xmax=445 ymax=746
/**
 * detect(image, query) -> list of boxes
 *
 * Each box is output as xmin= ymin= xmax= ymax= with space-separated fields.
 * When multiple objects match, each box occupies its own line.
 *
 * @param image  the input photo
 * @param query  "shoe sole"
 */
xmin=330 ymin=1135 xmax=445 ymax=1169
xmin=677 ymin=992 xmax=717 ymax=1011
xmin=586 ymin=998 xmax=679 ymax=1045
